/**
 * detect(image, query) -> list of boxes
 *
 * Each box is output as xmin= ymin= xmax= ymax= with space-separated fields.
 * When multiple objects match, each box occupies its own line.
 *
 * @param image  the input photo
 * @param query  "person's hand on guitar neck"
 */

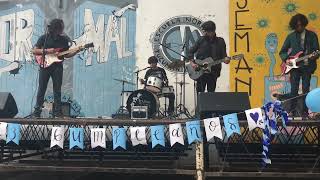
xmin=223 ymin=57 xmax=230 ymax=64
xmin=190 ymin=60 xmax=199 ymax=69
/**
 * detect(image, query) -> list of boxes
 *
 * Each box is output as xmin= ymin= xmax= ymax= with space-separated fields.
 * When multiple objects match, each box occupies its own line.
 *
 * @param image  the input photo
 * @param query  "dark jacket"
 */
xmin=279 ymin=29 xmax=319 ymax=74
xmin=187 ymin=36 xmax=227 ymax=77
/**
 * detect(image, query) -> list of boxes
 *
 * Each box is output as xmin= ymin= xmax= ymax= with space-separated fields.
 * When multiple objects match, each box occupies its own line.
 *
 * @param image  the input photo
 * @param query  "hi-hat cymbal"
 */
xmin=174 ymin=81 xmax=190 ymax=85
xmin=168 ymin=61 xmax=185 ymax=69
xmin=113 ymin=78 xmax=136 ymax=85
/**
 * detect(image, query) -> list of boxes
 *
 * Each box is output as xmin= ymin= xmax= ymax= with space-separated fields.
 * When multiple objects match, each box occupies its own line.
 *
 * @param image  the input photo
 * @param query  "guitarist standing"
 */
xmin=31 ymin=19 xmax=80 ymax=118
xmin=279 ymin=14 xmax=319 ymax=116
xmin=187 ymin=21 xmax=230 ymax=93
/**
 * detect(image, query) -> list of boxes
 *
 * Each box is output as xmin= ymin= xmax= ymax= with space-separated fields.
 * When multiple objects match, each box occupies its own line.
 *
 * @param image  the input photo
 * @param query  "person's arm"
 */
xmin=310 ymin=33 xmax=320 ymax=60
xmin=32 ymin=35 xmax=57 ymax=55
xmin=63 ymin=35 xmax=81 ymax=58
xmin=64 ymin=49 xmax=81 ymax=58
xmin=220 ymin=38 xmax=230 ymax=64
xmin=279 ymin=35 xmax=291 ymax=62
xmin=140 ymin=69 xmax=150 ymax=84
xmin=32 ymin=48 xmax=57 ymax=55
xmin=187 ymin=38 xmax=202 ymax=68
xmin=187 ymin=38 xmax=200 ymax=60
xmin=161 ymin=68 xmax=169 ymax=84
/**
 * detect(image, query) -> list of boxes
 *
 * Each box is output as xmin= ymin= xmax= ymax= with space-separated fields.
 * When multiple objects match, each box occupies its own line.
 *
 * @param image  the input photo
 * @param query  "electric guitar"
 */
xmin=280 ymin=50 xmax=320 ymax=75
xmin=185 ymin=54 xmax=244 ymax=80
xmin=35 ymin=43 xmax=94 ymax=68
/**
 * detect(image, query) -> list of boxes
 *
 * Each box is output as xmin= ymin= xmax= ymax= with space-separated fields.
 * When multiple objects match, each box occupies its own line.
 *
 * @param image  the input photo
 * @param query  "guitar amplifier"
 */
xmin=131 ymin=106 xmax=148 ymax=120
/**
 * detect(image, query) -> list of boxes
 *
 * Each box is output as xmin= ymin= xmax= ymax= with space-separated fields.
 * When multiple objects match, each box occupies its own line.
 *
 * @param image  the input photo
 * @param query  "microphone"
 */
xmin=142 ymin=66 xmax=150 ymax=70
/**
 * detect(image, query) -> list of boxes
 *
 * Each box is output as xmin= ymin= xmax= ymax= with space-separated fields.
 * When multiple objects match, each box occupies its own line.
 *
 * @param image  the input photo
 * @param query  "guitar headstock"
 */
xmin=231 ymin=54 xmax=244 ymax=60
xmin=311 ymin=50 xmax=320 ymax=57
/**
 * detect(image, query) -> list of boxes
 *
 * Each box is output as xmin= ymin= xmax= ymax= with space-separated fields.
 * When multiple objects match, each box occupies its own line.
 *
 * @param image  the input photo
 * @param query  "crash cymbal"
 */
xmin=168 ymin=61 xmax=185 ymax=69
xmin=113 ymin=78 xmax=136 ymax=85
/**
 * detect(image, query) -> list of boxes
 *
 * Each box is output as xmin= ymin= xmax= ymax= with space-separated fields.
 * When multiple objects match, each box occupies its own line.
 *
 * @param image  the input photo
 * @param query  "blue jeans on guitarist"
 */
xmin=33 ymin=63 xmax=63 ymax=118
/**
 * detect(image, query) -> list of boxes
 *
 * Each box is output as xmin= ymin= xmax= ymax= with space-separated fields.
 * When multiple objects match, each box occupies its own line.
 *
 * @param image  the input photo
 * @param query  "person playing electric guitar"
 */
xmin=279 ymin=13 xmax=319 ymax=117
xmin=31 ymin=19 xmax=81 ymax=118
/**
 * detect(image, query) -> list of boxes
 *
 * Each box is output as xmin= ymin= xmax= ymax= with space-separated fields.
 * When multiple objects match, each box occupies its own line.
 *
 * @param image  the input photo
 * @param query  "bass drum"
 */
xmin=126 ymin=89 xmax=159 ymax=118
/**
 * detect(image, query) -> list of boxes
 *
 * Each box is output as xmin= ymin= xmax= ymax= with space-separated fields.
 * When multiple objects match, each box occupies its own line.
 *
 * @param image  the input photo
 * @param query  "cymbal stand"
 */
xmin=176 ymin=44 xmax=192 ymax=118
xmin=116 ymin=80 xmax=127 ymax=114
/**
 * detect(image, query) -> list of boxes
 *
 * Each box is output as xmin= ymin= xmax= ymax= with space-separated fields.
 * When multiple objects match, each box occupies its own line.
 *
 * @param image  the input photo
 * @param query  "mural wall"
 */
xmin=229 ymin=0 xmax=320 ymax=108
xmin=0 ymin=0 xmax=137 ymax=117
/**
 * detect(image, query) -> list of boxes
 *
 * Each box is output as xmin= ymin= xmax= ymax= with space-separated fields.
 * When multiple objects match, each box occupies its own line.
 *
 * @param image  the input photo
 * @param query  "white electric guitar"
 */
xmin=35 ymin=43 xmax=94 ymax=68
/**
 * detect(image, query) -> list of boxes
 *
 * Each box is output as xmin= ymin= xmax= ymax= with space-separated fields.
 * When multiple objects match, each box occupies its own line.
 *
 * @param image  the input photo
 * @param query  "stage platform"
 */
xmin=0 ymin=117 xmax=319 ymax=179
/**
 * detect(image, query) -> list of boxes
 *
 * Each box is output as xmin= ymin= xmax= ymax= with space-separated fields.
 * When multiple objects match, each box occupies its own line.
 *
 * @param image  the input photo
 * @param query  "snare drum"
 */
xmin=161 ymin=86 xmax=174 ymax=95
xmin=146 ymin=76 xmax=163 ymax=93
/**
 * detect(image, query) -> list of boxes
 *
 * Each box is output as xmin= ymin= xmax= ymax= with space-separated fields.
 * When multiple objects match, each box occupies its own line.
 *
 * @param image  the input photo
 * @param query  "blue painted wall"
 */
xmin=73 ymin=1 xmax=136 ymax=117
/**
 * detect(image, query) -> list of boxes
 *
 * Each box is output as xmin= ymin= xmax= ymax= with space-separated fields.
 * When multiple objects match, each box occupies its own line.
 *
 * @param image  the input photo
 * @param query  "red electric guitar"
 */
xmin=280 ymin=50 xmax=320 ymax=75
xmin=35 ymin=43 xmax=94 ymax=68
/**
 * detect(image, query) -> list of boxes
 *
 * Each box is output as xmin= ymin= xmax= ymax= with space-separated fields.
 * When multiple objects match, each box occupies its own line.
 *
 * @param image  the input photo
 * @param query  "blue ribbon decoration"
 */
xmin=262 ymin=101 xmax=289 ymax=167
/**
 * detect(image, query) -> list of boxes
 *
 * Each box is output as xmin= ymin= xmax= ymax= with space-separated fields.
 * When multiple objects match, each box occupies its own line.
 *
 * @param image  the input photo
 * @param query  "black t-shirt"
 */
xmin=187 ymin=36 xmax=227 ymax=77
xmin=35 ymin=34 xmax=70 ymax=51
xmin=144 ymin=67 xmax=168 ymax=82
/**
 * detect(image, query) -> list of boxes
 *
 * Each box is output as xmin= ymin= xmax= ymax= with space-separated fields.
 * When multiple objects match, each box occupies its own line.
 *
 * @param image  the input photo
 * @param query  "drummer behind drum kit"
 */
xmin=113 ymin=72 xmax=176 ymax=119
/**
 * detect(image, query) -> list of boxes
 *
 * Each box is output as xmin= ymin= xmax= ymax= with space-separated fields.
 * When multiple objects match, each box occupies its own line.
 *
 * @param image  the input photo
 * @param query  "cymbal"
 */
xmin=174 ymin=81 xmax=190 ymax=85
xmin=113 ymin=78 xmax=136 ymax=85
xmin=168 ymin=61 xmax=185 ymax=69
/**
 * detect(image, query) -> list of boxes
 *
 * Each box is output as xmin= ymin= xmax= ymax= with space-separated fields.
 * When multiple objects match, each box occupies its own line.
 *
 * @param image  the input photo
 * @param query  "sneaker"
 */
xmin=30 ymin=112 xmax=41 ymax=118
xmin=30 ymin=108 xmax=41 ymax=118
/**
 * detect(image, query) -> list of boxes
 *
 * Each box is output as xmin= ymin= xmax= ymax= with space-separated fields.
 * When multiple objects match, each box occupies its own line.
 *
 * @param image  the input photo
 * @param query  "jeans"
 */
xmin=196 ymin=73 xmax=218 ymax=93
xmin=34 ymin=63 xmax=63 ymax=116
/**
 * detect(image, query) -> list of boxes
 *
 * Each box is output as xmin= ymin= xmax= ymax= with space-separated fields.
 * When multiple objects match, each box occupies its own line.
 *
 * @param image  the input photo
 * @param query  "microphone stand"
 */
xmin=134 ymin=66 xmax=149 ymax=90
xmin=41 ymin=26 xmax=50 ymax=68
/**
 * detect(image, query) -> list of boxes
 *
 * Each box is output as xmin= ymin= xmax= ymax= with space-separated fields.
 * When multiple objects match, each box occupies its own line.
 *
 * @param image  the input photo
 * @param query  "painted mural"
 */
xmin=0 ymin=4 xmax=44 ymax=116
xmin=0 ymin=0 xmax=137 ymax=117
xmin=73 ymin=1 xmax=136 ymax=117
xmin=229 ymin=0 xmax=320 ymax=107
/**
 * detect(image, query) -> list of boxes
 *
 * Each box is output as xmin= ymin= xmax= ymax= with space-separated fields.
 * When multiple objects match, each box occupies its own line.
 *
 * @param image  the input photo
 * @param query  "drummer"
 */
xmin=140 ymin=56 xmax=175 ymax=116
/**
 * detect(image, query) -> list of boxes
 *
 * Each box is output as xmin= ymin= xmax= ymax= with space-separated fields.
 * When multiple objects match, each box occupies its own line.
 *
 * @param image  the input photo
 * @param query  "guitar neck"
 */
xmin=295 ymin=55 xmax=310 ymax=63
xmin=58 ymin=47 xmax=81 ymax=56
xmin=210 ymin=58 xmax=226 ymax=66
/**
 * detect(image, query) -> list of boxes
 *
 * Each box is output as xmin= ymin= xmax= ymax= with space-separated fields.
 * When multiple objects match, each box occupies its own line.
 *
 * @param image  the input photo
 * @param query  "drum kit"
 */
xmin=114 ymin=42 xmax=192 ymax=119
xmin=113 ymin=64 xmax=184 ymax=119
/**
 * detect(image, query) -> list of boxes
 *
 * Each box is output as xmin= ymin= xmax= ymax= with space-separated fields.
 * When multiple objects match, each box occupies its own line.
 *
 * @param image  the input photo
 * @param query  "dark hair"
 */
xmin=148 ymin=56 xmax=158 ymax=64
xmin=289 ymin=13 xmax=308 ymax=30
xmin=201 ymin=21 xmax=216 ymax=32
xmin=48 ymin=19 xmax=64 ymax=35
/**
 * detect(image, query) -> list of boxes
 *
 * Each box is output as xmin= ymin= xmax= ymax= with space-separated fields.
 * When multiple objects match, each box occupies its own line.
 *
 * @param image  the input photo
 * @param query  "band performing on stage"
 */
xmin=1 ymin=1 xmax=320 ymax=178
xmin=24 ymin=17 xmax=319 ymax=120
